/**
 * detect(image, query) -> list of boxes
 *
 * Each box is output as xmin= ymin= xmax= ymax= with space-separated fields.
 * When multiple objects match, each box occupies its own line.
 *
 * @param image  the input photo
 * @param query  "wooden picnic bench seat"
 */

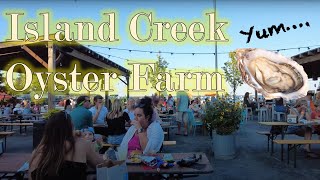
xmin=101 ymin=143 xmax=120 ymax=148
xmin=273 ymin=139 xmax=320 ymax=168
xmin=0 ymin=123 xmax=33 ymax=126
xmin=0 ymin=123 xmax=33 ymax=134
xmin=163 ymin=141 xmax=176 ymax=146
xmin=256 ymin=131 xmax=273 ymax=152
xmin=14 ymin=120 xmax=39 ymax=123
xmin=0 ymin=132 xmax=15 ymax=152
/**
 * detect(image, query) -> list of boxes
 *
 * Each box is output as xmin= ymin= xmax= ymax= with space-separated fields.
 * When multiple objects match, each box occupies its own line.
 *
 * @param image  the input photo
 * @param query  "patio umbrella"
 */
xmin=204 ymin=93 xmax=216 ymax=97
xmin=0 ymin=92 xmax=12 ymax=100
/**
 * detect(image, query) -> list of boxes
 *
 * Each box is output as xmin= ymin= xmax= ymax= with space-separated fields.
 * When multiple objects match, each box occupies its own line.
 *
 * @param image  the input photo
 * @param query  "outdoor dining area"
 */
xmin=0 ymin=94 xmax=215 ymax=180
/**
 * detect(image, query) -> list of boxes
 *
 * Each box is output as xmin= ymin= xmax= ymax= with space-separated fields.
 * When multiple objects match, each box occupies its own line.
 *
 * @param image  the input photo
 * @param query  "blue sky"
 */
xmin=0 ymin=0 xmax=319 ymax=97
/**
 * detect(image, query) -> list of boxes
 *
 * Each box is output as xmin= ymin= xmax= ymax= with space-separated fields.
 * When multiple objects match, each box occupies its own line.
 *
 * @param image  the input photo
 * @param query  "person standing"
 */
xmin=175 ymin=91 xmax=190 ymax=136
xmin=166 ymin=94 xmax=174 ymax=114
xmin=89 ymin=95 xmax=108 ymax=125
xmin=70 ymin=96 xmax=93 ymax=130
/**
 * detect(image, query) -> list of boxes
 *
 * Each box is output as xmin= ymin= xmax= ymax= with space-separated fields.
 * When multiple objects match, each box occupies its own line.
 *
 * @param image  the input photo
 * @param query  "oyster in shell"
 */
xmin=234 ymin=48 xmax=308 ymax=100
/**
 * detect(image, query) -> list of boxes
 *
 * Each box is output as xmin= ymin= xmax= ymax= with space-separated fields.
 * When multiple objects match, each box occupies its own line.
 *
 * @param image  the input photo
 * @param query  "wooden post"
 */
xmin=105 ymin=91 xmax=109 ymax=110
xmin=126 ymin=76 xmax=130 ymax=99
xmin=47 ymin=42 xmax=56 ymax=110
xmin=255 ymin=90 xmax=258 ymax=103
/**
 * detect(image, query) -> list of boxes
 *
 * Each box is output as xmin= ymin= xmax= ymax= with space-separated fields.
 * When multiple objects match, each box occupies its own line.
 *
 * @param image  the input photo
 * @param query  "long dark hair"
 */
xmin=30 ymin=111 xmax=75 ymax=180
xmin=136 ymin=96 xmax=154 ymax=122
xmin=64 ymin=99 xmax=71 ymax=110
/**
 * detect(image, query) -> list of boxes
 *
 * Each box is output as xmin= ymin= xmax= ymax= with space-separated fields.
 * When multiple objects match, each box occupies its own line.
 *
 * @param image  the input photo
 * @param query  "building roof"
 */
xmin=0 ymin=39 xmax=130 ymax=77
xmin=291 ymin=47 xmax=320 ymax=79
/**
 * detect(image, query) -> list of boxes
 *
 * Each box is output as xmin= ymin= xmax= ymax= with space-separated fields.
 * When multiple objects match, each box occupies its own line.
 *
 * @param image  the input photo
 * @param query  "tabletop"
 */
xmin=258 ymin=121 xmax=320 ymax=126
xmin=0 ymin=153 xmax=31 ymax=173
xmin=127 ymin=152 xmax=213 ymax=175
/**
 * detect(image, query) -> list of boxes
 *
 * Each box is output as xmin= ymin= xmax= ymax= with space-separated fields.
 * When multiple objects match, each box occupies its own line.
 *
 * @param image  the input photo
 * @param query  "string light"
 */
xmin=86 ymin=44 xmax=319 ymax=56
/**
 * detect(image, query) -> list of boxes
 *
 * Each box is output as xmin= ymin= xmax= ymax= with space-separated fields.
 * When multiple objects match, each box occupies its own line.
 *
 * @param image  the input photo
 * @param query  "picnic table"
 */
xmin=127 ymin=152 xmax=213 ymax=178
xmin=258 ymin=121 xmax=320 ymax=161
xmin=0 ymin=153 xmax=30 ymax=179
xmin=90 ymin=152 xmax=213 ymax=178
xmin=0 ymin=131 xmax=15 ymax=151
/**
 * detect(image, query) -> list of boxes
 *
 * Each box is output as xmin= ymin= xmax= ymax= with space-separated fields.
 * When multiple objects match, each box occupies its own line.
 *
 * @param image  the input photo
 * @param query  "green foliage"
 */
xmin=203 ymin=94 xmax=243 ymax=135
xmin=0 ymin=71 xmax=5 ymax=92
xmin=5 ymin=73 xmax=27 ymax=96
xmin=148 ymin=54 xmax=169 ymax=94
xmin=43 ymin=108 xmax=62 ymax=120
xmin=222 ymin=52 xmax=243 ymax=102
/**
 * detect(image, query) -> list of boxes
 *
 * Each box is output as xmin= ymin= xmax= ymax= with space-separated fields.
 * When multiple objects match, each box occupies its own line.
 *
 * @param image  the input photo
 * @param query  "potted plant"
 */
xmin=203 ymin=94 xmax=242 ymax=159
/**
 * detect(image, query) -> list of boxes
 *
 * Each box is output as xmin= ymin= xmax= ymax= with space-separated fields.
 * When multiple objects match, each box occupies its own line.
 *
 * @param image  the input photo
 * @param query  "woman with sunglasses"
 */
xmin=29 ymin=111 xmax=104 ymax=180
xmin=117 ymin=96 xmax=164 ymax=159
xmin=70 ymin=96 xmax=93 ymax=130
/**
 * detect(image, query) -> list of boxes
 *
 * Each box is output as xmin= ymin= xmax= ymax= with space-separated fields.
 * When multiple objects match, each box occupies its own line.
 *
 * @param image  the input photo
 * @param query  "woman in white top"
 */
xmin=117 ymin=96 xmax=164 ymax=159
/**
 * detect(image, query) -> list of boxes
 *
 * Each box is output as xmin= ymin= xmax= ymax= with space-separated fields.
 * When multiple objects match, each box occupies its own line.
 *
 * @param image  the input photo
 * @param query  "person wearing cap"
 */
xmin=89 ymin=95 xmax=108 ymax=125
xmin=70 ymin=96 xmax=93 ymax=130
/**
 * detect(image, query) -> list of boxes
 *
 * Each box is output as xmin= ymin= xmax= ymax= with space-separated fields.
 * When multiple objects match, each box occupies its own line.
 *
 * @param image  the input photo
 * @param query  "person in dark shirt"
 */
xmin=243 ymin=92 xmax=256 ymax=112
xmin=106 ymin=99 xmax=131 ymax=145
xmin=275 ymin=97 xmax=287 ymax=113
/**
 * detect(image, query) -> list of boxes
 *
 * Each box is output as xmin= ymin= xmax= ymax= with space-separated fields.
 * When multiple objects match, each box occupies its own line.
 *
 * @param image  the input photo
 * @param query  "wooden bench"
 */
xmin=14 ymin=120 xmax=39 ymax=123
xmin=0 ymin=132 xmax=15 ymax=152
xmin=0 ymin=123 xmax=33 ymax=134
xmin=163 ymin=141 xmax=176 ymax=146
xmin=256 ymin=131 xmax=273 ymax=152
xmin=101 ymin=143 xmax=120 ymax=148
xmin=273 ymin=139 xmax=320 ymax=168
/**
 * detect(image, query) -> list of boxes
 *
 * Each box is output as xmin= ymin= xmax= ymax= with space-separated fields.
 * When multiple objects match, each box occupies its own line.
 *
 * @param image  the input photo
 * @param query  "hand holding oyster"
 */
xmin=234 ymin=48 xmax=308 ymax=100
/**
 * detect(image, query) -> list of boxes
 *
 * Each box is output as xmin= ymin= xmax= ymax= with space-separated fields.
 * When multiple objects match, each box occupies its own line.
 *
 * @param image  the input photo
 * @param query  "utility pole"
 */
xmin=214 ymin=0 xmax=218 ymax=97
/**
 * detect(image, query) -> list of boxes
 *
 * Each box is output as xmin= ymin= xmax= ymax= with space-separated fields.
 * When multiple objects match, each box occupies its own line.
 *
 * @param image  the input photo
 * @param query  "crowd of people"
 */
xmin=0 ymin=101 xmax=43 ymax=120
xmin=26 ymin=92 xmax=213 ymax=179
xmin=243 ymin=91 xmax=320 ymax=157
xmin=28 ymin=95 xmax=165 ymax=179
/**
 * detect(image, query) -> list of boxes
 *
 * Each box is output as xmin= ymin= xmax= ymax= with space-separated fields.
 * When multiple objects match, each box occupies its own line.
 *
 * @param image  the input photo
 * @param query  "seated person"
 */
xmin=81 ymin=127 xmax=103 ymax=152
xmin=29 ymin=111 xmax=104 ymax=180
xmin=22 ymin=103 xmax=33 ymax=120
xmin=275 ymin=97 xmax=287 ymax=113
xmin=311 ymin=102 xmax=320 ymax=138
xmin=117 ymin=96 xmax=164 ymax=159
xmin=106 ymin=99 xmax=131 ymax=145
xmin=13 ymin=104 xmax=23 ymax=115
xmin=286 ymin=100 xmax=316 ymax=157
xmin=243 ymin=92 xmax=256 ymax=112
xmin=189 ymin=99 xmax=201 ymax=118
xmin=3 ymin=104 xmax=13 ymax=117
xmin=124 ymin=98 xmax=135 ymax=121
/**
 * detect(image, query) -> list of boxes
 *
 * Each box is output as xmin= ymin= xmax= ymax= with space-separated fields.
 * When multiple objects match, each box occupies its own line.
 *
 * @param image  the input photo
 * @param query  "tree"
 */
xmin=5 ymin=73 xmax=27 ymax=96
xmin=148 ymin=54 xmax=169 ymax=96
xmin=222 ymin=52 xmax=243 ymax=102
xmin=0 ymin=71 xmax=5 ymax=92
